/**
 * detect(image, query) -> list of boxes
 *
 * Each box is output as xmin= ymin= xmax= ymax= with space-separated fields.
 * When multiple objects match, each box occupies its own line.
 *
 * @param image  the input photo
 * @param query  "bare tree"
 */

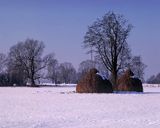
xmin=9 ymin=39 xmax=50 ymax=87
xmin=0 ymin=53 xmax=9 ymax=86
xmin=0 ymin=53 xmax=6 ymax=73
xmin=130 ymin=56 xmax=147 ymax=81
xmin=0 ymin=53 xmax=26 ymax=86
xmin=78 ymin=60 xmax=95 ymax=77
xmin=78 ymin=59 xmax=109 ymax=80
xmin=59 ymin=62 xmax=77 ymax=84
xmin=46 ymin=53 xmax=59 ymax=84
xmin=7 ymin=57 xmax=27 ymax=86
xmin=83 ymin=12 xmax=132 ymax=85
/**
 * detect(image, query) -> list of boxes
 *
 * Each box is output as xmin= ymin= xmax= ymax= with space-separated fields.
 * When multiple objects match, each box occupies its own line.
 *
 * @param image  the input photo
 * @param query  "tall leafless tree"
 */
xmin=83 ymin=12 xmax=132 ymax=86
xmin=9 ymin=39 xmax=51 ymax=86
xmin=130 ymin=56 xmax=147 ymax=81
xmin=46 ymin=53 xmax=59 ymax=84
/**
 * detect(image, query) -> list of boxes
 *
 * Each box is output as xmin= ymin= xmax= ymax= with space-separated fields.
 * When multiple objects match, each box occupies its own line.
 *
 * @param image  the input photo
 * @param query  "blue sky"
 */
xmin=0 ymin=0 xmax=160 ymax=79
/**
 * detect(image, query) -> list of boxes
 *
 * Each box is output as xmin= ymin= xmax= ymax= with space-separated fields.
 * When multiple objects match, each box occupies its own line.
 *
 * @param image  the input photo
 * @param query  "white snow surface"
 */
xmin=0 ymin=86 xmax=160 ymax=128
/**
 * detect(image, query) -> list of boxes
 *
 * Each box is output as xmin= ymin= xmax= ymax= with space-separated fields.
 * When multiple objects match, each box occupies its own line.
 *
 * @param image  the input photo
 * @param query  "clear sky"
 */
xmin=0 ymin=0 xmax=160 ymax=79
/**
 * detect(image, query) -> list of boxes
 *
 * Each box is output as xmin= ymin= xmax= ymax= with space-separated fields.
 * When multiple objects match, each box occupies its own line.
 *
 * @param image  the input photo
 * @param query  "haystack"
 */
xmin=76 ymin=68 xmax=113 ymax=93
xmin=117 ymin=69 xmax=143 ymax=92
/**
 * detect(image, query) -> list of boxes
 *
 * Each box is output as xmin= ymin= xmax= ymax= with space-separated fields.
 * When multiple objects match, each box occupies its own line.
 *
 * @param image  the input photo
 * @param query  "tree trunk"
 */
xmin=30 ymin=72 xmax=37 ymax=87
xmin=31 ymin=78 xmax=36 ymax=87
xmin=111 ymin=69 xmax=118 ymax=87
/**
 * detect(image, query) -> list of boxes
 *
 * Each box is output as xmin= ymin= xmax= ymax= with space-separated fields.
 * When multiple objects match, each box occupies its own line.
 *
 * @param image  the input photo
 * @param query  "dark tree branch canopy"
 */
xmin=8 ymin=39 xmax=51 ymax=86
xmin=83 ymin=12 xmax=132 ymax=85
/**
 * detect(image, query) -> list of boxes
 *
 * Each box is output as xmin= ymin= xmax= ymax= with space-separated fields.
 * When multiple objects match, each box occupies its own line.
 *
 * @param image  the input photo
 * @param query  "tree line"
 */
xmin=0 ymin=39 xmax=115 ymax=86
xmin=0 ymin=39 xmax=146 ymax=87
xmin=147 ymin=73 xmax=160 ymax=84
xmin=0 ymin=11 xmax=147 ymax=87
xmin=0 ymin=39 xmax=80 ymax=87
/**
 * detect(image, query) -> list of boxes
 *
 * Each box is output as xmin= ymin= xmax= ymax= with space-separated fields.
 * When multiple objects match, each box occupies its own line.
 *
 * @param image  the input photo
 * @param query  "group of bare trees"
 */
xmin=147 ymin=73 xmax=160 ymax=84
xmin=0 ymin=39 xmax=50 ymax=86
xmin=0 ymin=39 xmax=78 ymax=86
xmin=47 ymin=61 xmax=77 ymax=84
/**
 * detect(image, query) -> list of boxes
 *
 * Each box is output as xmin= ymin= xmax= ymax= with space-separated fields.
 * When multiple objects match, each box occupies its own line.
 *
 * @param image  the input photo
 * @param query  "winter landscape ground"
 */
xmin=0 ymin=85 xmax=160 ymax=128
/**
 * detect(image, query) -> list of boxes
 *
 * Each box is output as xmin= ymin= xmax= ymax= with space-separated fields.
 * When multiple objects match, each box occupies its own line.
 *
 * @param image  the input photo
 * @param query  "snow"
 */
xmin=0 ymin=86 xmax=160 ymax=128
xmin=143 ymin=83 xmax=160 ymax=88
xmin=40 ymin=83 xmax=77 ymax=87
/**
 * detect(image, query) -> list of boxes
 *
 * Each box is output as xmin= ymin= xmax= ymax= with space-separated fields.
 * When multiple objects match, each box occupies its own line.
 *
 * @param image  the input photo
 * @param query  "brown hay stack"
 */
xmin=117 ymin=69 xmax=143 ymax=92
xmin=76 ymin=68 xmax=113 ymax=93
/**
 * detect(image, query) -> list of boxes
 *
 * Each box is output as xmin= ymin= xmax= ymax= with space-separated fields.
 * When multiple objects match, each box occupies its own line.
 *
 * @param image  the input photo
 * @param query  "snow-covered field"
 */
xmin=0 ymin=86 xmax=160 ymax=128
